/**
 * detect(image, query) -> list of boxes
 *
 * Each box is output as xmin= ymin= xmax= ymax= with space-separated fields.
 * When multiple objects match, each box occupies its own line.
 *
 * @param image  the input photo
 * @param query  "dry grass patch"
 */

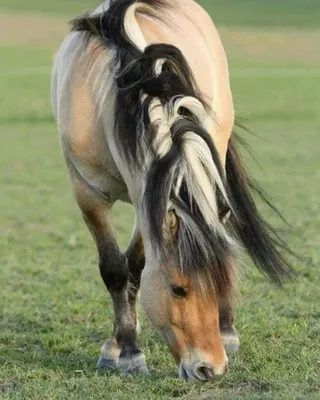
xmin=0 ymin=12 xmax=68 ymax=50
xmin=1 ymin=12 xmax=320 ymax=68
xmin=219 ymin=27 xmax=320 ymax=67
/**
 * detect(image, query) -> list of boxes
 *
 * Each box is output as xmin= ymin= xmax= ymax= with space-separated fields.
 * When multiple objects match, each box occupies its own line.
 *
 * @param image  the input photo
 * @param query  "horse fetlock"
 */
xmin=97 ymin=337 xmax=148 ymax=375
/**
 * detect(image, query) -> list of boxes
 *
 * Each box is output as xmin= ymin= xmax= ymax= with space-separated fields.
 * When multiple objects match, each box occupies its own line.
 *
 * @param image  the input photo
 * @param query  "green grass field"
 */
xmin=0 ymin=1 xmax=319 ymax=399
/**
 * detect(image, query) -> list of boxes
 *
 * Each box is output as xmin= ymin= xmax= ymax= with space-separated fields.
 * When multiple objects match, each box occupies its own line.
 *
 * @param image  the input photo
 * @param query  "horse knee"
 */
xmin=99 ymin=250 xmax=128 ymax=292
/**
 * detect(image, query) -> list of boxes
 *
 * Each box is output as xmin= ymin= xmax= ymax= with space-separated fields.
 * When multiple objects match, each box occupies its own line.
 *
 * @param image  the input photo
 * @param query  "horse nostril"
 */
xmin=193 ymin=362 xmax=227 ymax=381
xmin=194 ymin=363 xmax=215 ymax=381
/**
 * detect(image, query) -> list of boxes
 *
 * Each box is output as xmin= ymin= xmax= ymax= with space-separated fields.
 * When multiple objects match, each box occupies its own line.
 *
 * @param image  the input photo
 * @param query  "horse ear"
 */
xmin=163 ymin=210 xmax=179 ymax=242
xmin=168 ymin=210 xmax=179 ymax=235
xmin=219 ymin=206 xmax=231 ymax=225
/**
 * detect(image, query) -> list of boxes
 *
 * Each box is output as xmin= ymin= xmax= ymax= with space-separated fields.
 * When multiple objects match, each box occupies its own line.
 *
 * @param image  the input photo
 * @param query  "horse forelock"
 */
xmin=144 ymin=151 xmax=238 ymax=301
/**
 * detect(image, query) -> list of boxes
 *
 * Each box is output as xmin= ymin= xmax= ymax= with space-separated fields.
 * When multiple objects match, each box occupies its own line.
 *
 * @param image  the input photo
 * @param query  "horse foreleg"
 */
xmin=72 ymin=178 xmax=149 ymax=375
xmin=125 ymin=225 xmax=145 ymax=332
xmin=219 ymin=303 xmax=240 ymax=355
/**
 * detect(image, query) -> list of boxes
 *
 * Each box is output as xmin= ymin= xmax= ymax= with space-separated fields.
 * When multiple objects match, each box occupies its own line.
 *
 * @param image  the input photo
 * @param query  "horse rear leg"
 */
xmin=72 ymin=178 xmax=149 ymax=375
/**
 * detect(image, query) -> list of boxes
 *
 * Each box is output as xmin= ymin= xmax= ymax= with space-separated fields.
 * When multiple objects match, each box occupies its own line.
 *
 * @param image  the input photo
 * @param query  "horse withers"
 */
xmin=51 ymin=0 xmax=292 ymax=381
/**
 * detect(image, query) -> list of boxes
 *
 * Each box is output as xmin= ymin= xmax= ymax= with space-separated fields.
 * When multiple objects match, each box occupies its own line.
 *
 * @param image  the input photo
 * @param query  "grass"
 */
xmin=1 ymin=0 xmax=320 ymax=27
xmin=0 ymin=1 xmax=320 ymax=399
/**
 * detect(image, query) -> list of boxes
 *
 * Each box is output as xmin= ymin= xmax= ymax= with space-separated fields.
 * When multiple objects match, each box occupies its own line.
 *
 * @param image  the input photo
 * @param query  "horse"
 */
xmin=51 ymin=0 xmax=292 ymax=381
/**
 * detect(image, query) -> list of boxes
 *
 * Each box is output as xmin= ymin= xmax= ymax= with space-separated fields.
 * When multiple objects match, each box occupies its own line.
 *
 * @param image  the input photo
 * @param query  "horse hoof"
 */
xmin=118 ymin=353 xmax=150 ymax=376
xmin=97 ymin=355 xmax=117 ymax=370
xmin=124 ymin=364 xmax=150 ymax=376
xmin=222 ymin=332 xmax=240 ymax=355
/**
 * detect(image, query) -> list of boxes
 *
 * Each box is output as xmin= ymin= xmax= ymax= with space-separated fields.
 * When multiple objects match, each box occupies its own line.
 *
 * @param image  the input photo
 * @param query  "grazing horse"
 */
xmin=51 ymin=0 xmax=292 ymax=381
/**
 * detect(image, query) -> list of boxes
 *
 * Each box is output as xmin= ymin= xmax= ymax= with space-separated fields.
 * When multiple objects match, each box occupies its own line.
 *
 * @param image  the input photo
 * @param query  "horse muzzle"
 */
xmin=179 ymin=360 xmax=227 ymax=381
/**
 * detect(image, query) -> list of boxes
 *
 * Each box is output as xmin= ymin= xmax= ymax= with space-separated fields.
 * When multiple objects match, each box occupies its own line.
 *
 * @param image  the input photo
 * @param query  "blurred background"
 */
xmin=0 ymin=1 xmax=319 ymax=399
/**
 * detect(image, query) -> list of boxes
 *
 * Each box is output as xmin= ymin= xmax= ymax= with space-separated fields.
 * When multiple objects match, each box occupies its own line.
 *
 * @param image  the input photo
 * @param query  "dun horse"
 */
xmin=51 ymin=0 xmax=292 ymax=381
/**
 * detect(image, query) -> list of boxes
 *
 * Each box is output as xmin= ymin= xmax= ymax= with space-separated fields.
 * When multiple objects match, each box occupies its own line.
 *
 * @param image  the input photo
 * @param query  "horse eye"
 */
xmin=170 ymin=285 xmax=187 ymax=298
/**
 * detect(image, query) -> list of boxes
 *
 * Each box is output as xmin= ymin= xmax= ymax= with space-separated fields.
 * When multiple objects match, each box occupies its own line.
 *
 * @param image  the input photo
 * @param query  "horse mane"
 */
xmin=226 ymin=131 xmax=294 ymax=282
xmin=71 ymin=0 xmax=293 ymax=300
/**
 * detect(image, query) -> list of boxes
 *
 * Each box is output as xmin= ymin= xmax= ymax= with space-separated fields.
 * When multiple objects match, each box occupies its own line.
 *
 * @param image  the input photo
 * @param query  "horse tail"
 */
xmin=226 ymin=133 xmax=294 ymax=283
xmin=72 ymin=0 xmax=236 ymax=298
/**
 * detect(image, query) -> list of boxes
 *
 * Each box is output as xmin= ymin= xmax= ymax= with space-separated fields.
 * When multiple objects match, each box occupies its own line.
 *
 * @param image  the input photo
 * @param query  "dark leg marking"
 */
xmin=96 ymin=233 xmax=148 ymax=375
